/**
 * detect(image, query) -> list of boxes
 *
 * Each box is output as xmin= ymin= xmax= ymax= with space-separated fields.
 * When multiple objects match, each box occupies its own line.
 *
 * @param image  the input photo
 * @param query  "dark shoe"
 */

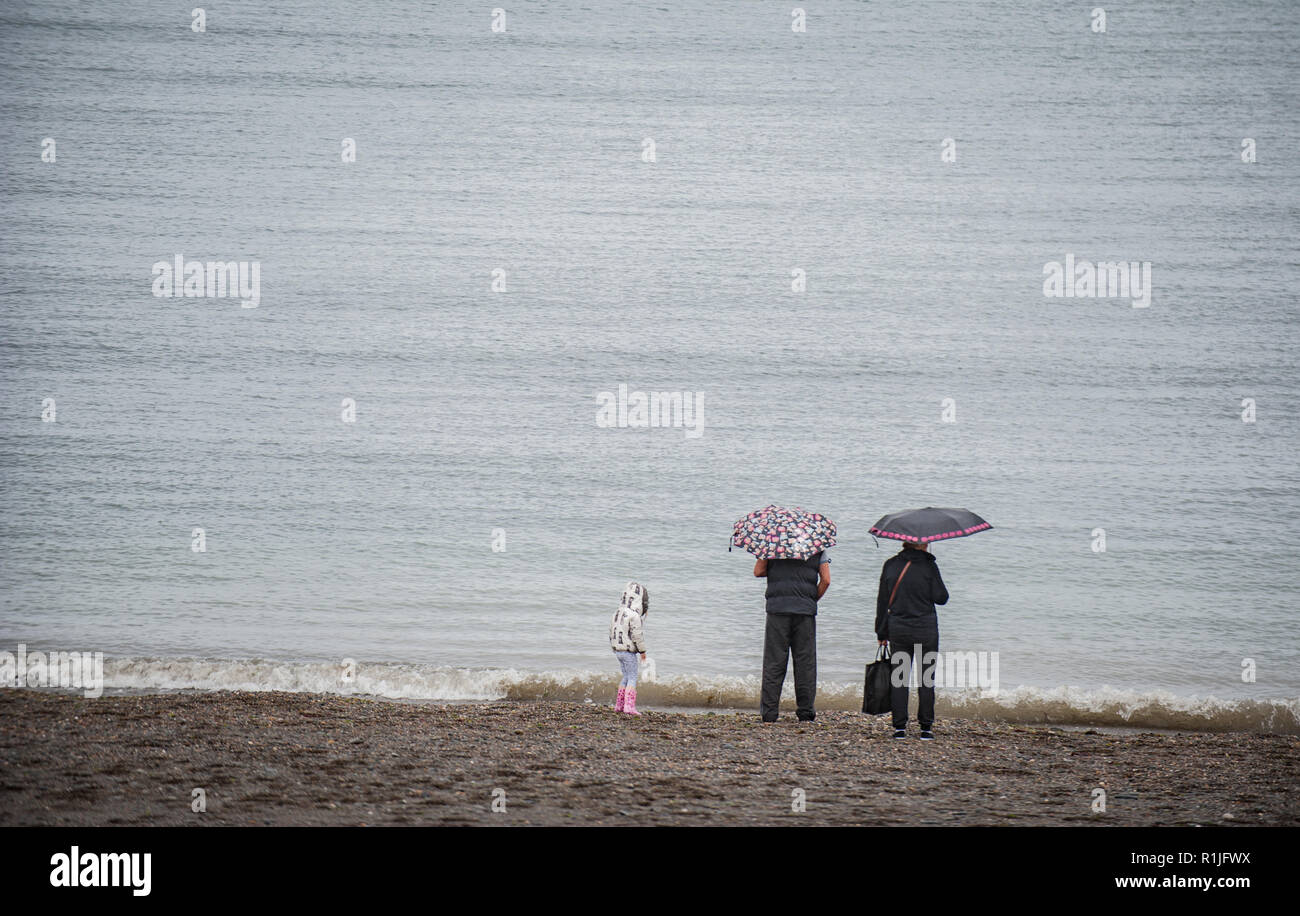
xmin=919 ymin=730 xmax=935 ymax=740
xmin=892 ymin=729 xmax=907 ymax=739
xmin=797 ymin=714 xmax=815 ymax=722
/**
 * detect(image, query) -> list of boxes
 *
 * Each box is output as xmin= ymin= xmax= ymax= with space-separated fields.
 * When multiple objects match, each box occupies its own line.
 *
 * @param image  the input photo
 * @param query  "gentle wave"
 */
xmin=28 ymin=655 xmax=1292 ymax=734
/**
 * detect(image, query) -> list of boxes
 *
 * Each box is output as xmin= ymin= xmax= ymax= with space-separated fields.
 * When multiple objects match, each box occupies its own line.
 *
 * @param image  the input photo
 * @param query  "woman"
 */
xmin=874 ymin=541 xmax=949 ymax=739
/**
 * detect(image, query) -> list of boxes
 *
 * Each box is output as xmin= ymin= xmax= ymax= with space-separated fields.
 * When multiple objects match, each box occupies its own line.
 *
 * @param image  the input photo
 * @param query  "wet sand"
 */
xmin=1 ymin=690 xmax=1296 ymax=826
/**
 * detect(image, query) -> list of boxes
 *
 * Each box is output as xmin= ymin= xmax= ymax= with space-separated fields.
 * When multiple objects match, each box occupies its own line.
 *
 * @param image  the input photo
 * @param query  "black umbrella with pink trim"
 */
xmin=869 ymin=507 xmax=992 ymax=545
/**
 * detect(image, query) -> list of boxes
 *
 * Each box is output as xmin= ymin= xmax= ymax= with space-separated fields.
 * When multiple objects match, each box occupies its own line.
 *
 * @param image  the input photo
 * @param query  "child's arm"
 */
xmin=630 ymin=611 xmax=646 ymax=656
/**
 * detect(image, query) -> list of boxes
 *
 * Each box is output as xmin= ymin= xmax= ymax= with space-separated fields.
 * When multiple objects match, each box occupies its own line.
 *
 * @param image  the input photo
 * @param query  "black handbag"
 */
xmin=862 ymin=644 xmax=892 ymax=714
xmin=862 ymin=559 xmax=913 ymax=714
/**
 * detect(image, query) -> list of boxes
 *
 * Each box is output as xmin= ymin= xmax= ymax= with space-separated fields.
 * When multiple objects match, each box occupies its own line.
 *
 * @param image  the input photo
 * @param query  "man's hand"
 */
xmin=640 ymin=653 xmax=647 ymax=661
xmin=878 ymin=640 xmax=888 ymax=646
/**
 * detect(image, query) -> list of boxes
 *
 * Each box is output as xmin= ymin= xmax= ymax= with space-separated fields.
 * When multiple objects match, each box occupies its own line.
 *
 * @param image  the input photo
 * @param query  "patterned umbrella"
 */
xmin=869 ymin=507 xmax=992 ymax=544
xmin=732 ymin=505 xmax=836 ymax=560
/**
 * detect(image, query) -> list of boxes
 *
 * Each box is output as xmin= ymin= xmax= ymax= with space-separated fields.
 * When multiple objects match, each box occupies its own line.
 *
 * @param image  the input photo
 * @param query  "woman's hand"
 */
xmin=878 ymin=639 xmax=888 ymax=646
xmin=640 ymin=653 xmax=647 ymax=661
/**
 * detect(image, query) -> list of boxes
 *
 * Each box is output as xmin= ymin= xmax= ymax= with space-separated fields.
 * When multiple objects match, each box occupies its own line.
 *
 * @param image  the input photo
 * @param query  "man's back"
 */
xmin=764 ymin=552 xmax=825 ymax=615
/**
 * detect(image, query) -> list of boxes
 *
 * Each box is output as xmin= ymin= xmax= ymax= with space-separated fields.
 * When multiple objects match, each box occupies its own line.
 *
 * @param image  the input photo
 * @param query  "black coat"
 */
xmin=874 ymin=548 xmax=949 ymax=640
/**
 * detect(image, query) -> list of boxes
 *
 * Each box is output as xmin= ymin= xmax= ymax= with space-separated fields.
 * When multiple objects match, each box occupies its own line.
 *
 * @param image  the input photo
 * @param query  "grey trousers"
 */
xmin=761 ymin=613 xmax=817 ymax=721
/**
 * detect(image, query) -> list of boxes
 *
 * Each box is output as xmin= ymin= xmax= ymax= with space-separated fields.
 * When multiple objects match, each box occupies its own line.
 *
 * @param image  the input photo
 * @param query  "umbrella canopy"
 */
xmin=732 ymin=505 xmax=836 ymax=560
xmin=869 ymin=507 xmax=992 ymax=544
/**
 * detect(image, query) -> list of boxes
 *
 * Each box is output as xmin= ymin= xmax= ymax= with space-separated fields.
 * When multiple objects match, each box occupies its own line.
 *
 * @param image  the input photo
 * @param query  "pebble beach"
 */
xmin=1 ymin=690 xmax=1296 ymax=827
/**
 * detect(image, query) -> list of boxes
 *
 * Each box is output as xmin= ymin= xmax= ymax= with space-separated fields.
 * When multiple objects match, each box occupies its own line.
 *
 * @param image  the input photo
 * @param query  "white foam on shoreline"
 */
xmin=6 ymin=655 xmax=1294 ymax=734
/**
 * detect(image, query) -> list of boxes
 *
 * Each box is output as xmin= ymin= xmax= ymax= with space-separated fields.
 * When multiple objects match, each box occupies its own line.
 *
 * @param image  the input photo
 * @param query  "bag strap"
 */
xmin=887 ymin=560 xmax=913 ymax=611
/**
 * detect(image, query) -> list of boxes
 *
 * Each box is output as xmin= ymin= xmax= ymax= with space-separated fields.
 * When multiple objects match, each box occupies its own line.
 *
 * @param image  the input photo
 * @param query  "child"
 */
xmin=609 ymin=581 xmax=649 ymax=715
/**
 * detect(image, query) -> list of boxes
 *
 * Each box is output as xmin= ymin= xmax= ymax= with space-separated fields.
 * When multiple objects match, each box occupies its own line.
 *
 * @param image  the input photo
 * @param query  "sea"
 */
xmin=2 ymin=0 xmax=1298 ymax=732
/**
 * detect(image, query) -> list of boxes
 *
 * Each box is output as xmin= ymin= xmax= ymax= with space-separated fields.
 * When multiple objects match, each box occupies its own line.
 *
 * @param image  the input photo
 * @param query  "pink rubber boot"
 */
xmin=615 ymin=687 xmax=626 ymax=712
xmin=623 ymin=688 xmax=640 ymax=716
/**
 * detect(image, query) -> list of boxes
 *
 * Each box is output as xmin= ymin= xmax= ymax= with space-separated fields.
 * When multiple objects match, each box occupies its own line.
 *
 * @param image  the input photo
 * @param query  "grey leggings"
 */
xmin=615 ymin=651 xmax=639 ymax=688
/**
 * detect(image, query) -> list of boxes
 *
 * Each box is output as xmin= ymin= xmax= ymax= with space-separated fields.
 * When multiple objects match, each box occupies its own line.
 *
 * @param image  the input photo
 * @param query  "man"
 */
xmin=753 ymin=549 xmax=830 ymax=722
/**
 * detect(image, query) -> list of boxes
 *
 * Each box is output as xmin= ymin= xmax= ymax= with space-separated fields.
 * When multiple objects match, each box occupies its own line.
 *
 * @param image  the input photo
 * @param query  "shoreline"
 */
xmin=2 ymin=689 xmax=1297 ymax=826
xmin=8 ymin=650 xmax=1294 ymax=734
xmin=367 ymin=697 xmax=1239 ymax=737
xmin=14 ymin=683 xmax=1297 ymax=737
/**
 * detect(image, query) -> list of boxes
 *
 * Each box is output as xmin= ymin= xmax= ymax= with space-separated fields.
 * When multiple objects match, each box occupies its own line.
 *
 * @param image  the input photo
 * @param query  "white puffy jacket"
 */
xmin=609 ymin=581 xmax=649 ymax=653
